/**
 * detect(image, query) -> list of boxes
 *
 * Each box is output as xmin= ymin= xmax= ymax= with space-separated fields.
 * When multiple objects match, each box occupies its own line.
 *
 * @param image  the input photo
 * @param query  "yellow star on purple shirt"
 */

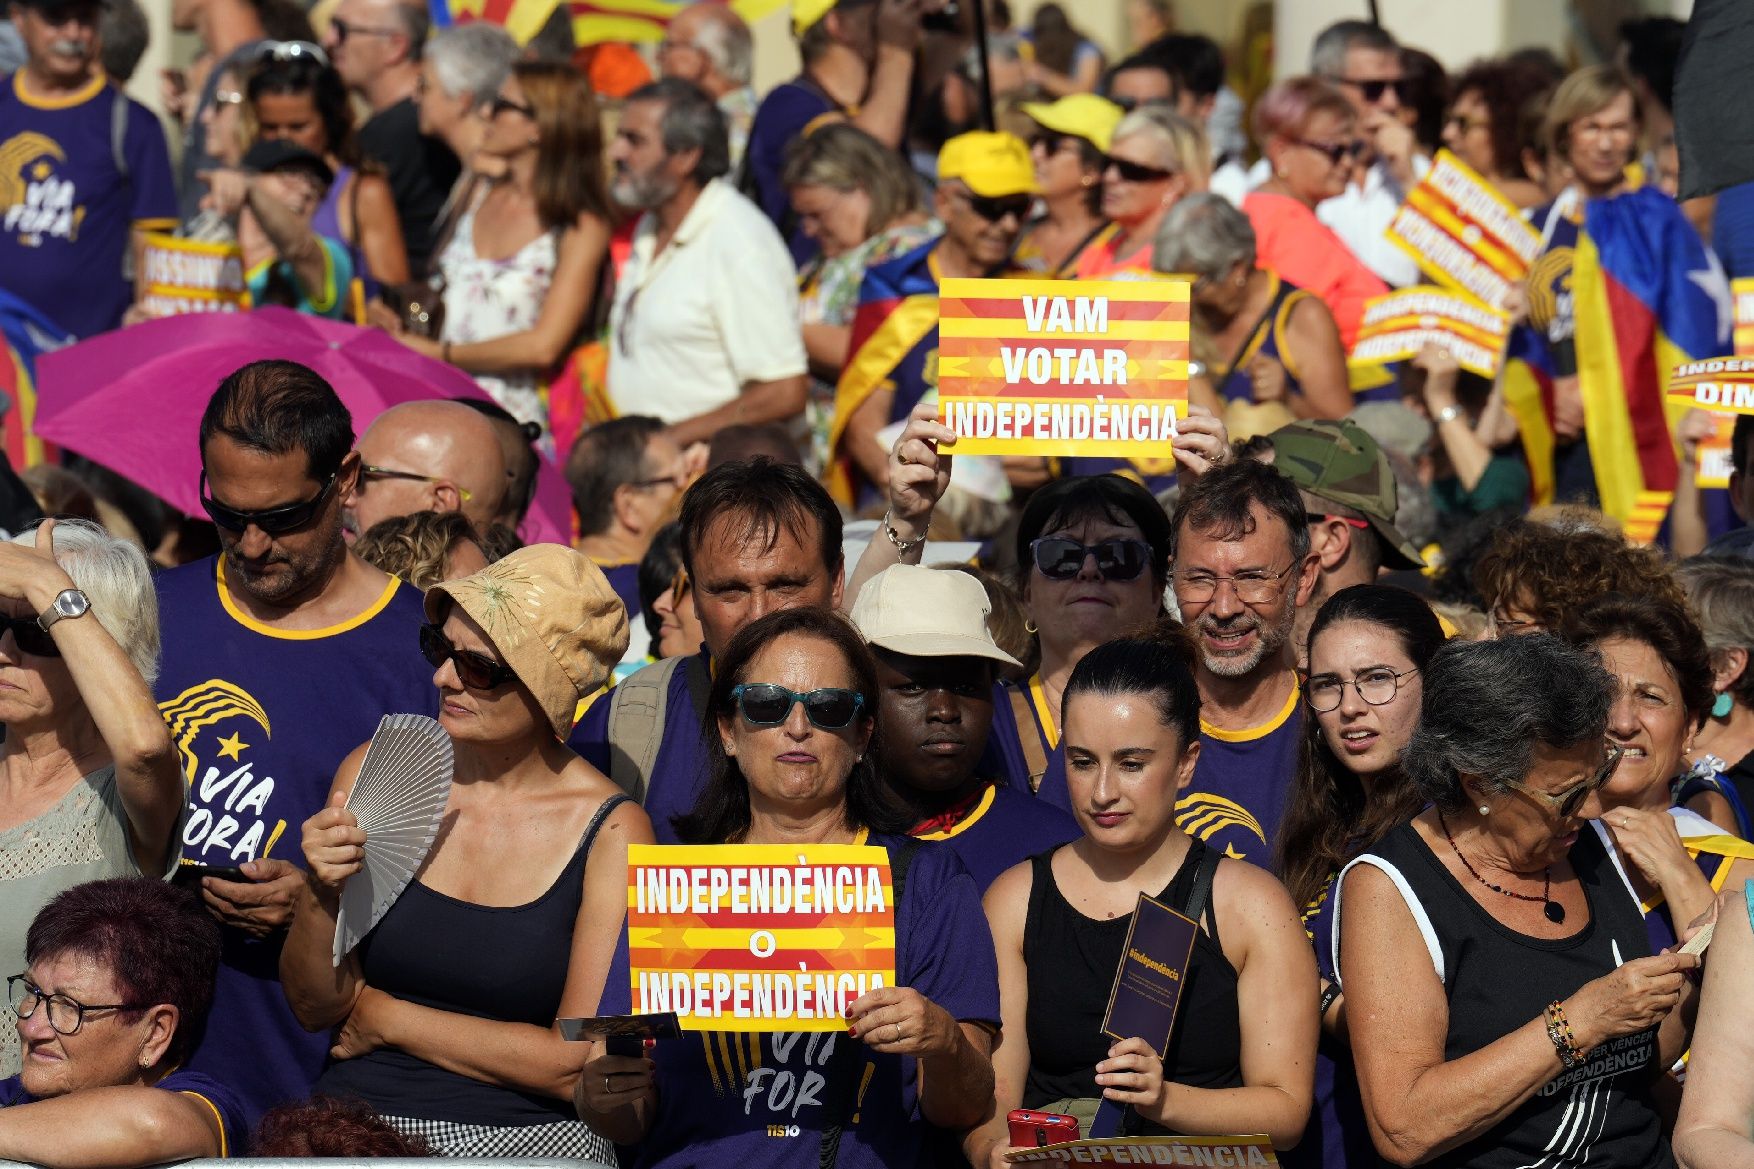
xmin=216 ymin=732 xmax=248 ymax=761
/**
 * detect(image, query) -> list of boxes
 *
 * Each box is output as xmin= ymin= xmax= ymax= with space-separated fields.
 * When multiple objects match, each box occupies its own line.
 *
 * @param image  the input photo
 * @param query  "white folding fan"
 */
xmin=332 ymin=713 xmax=455 ymax=966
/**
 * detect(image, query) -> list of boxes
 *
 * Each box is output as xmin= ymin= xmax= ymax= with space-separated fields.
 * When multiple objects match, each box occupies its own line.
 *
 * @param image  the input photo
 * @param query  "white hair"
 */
xmin=12 ymin=520 xmax=160 ymax=687
xmin=427 ymin=23 xmax=521 ymax=104
xmin=690 ymin=4 xmax=753 ymax=86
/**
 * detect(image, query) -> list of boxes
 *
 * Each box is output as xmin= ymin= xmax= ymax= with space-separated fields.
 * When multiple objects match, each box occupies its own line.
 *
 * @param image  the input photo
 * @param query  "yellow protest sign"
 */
xmin=1350 ymin=286 xmax=1513 ymax=376
xmin=937 ymin=277 xmax=1190 ymax=457
xmin=1385 ymin=150 xmax=1543 ymax=311
xmin=137 ymin=233 xmax=250 ymax=316
xmin=1003 ymin=1135 xmax=1278 ymax=1164
xmin=626 ymin=843 xmax=896 ymax=1033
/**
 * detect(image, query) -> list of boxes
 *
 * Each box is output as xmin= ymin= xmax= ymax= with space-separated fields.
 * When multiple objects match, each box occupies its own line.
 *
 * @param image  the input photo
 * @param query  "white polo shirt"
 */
xmin=606 ymin=177 xmax=808 ymax=423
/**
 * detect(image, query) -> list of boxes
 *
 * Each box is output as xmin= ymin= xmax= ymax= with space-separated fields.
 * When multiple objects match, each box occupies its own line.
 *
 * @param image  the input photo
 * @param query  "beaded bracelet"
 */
xmin=1544 ymin=1001 xmax=1588 ymax=1069
xmin=883 ymin=509 xmax=929 ymax=557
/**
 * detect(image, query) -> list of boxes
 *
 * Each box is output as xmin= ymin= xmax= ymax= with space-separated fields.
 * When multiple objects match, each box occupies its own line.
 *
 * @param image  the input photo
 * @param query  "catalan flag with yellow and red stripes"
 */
xmin=429 ymin=0 xmax=784 ymax=45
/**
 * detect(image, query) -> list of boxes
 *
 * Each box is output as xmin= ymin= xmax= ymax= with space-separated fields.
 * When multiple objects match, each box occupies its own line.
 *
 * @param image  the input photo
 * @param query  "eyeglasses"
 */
xmin=1488 ymin=611 xmax=1540 ymax=637
xmin=257 ymin=39 xmax=330 ymax=66
xmin=0 ymin=614 xmax=59 ymax=658
xmin=8 ymin=974 xmax=146 ymax=1037
xmin=1030 ymin=131 xmax=1070 ymax=154
xmin=1296 ymin=138 xmax=1366 ymax=166
xmin=199 ymin=470 xmax=338 ymax=535
xmin=327 ymin=17 xmax=399 ymax=43
xmin=657 ymin=36 xmax=704 ymax=55
xmin=1030 ymin=536 xmax=1152 ymax=582
xmin=1444 ymin=113 xmax=1491 ymax=133
xmin=1504 ymin=743 xmax=1623 ymax=820
xmin=1103 ymin=154 xmax=1177 ymax=183
xmin=1170 ymin=562 xmax=1297 ymax=604
xmin=629 ymin=469 xmax=687 ymax=492
xmin=491 ymin=95 xmax=535 ymax=120
xmin=730 ymin=683 xmax=865 ymax=730
xmin=420 ymin=623 xmax=517 ymax=691
xmin=1331 ymin=76 xmax=1408 ymax=105
xmin=668 ymin=567 xmax=690 ymax=609
xmin=1307 ymin=666 xmax=1419 ymax=713
xmin=214 ymin=90 xmax=246 ymax=107
xmin=952 ymin=188 xmax=1033 ymax=223
xmin=360 ymin=463 xmax=473 ymax=502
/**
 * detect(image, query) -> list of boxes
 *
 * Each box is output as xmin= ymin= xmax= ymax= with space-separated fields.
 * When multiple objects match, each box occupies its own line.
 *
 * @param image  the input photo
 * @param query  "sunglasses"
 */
xmin=1031 ymin=131 xmax=1070 ymax=154
xmin=420 ymin=623 xmax=517 ymax=691
xmin=1030 ymin=536 xmax=1152 ymax=582
xmin=954 ymin=188 xmax=1032 ymax=223
xmin=491 ymin=95 xmax=535 ymax=120
xmin=1505 ymin=744 xmax=1623 ymax=820
xmin=327 ymin=17 xmax=399 ymax=43
xmin=0 ymin=614 xmax=58 ymax=658
xmin=1334 ymin=76 xmax=1408 ymax=105
xmin=1296 ymin=138 xmax=1366 ymax=166
xmin=199 ymin=470 xmax=337 ymax=535
xmin=1104 ymin=154 xmax=1176 ymax=183
xmin=730 ymin=683 xmax=864 ymax=730
xmin=257 ymin=39 xmax=330 ymax=66
xmin=360 ymin=463 xmax=473 ymax=502
xmin=668 ymin=567 xmax=690 ymax=609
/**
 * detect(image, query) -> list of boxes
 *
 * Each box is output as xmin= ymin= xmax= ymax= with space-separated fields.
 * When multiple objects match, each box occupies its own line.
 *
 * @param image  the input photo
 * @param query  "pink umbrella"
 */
xmin=33 ymin=307 xmax=573 ymax=545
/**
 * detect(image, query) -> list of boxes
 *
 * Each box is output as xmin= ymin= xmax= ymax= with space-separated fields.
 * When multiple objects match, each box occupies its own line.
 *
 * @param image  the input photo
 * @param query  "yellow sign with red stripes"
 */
xmin=1385 ymin=150 xmax=1543 ymax=311
xmin=626 ymin=844 xmax=896 ymax=1033
xmin=1350 ymin=286 xmax=1512 ymax=376
xmin=936 ymin=277 xmax=1190 ymax=457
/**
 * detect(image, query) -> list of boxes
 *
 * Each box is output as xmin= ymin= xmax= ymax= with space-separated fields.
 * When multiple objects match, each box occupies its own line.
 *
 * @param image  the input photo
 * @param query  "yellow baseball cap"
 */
xmin=792 ymin=0 xmax=837 ymax=36
xmin=937 ymin=131 xmax=1039 ymax=197
xmin=1018 ymin=93 xmax=1125 ymax=153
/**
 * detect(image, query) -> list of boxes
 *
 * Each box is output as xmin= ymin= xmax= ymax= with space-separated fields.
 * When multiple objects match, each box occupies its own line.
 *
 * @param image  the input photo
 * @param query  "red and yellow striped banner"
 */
xmin=626 ymin=843 xmax=896 ymax=1033
xmin=1349 ymin=285 xmax=1512 ymax=376
xmin=1385 ymin=150 xmax=1543 ymax=311
xmin=937 ymin=276 xmax=1190 ymax=457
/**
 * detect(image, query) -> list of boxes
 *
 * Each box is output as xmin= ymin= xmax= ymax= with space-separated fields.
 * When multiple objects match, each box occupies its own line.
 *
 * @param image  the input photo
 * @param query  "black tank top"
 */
xmin=1021 ymin=838 xmax=1243 ymax=1127
xmin=1348 ymin=821 xmax=1673 ymax=1169
xmin=315 ymin=793 xmax=630 ymax=1126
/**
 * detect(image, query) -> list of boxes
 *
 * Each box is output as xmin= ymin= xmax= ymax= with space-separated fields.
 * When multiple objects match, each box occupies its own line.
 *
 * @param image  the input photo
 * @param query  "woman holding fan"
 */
xmin=280 ymin=545 xmax=652 ymax=1159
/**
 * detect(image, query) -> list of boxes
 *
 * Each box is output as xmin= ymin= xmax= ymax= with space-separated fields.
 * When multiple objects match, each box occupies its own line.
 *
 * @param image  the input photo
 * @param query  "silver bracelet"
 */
xmin=883 ymin=509 xmax=929 ymax=556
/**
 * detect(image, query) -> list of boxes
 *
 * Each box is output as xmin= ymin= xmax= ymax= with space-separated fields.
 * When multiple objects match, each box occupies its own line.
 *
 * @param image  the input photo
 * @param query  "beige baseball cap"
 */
xmin=850 ymin=564 xmax=1020 ymax=667
xmin=425 ymin=544 xmax=630 ymax=739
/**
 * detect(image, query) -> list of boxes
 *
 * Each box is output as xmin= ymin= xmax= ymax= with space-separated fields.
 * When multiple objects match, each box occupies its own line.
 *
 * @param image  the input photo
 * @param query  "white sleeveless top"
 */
xmin=436 ymin=186 xmax=557 ymax=434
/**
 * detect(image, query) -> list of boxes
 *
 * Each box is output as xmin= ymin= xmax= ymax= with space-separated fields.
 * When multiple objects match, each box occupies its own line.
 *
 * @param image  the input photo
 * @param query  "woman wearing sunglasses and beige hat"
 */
xmin=281 ymin=544 xmax=651 ymax=1161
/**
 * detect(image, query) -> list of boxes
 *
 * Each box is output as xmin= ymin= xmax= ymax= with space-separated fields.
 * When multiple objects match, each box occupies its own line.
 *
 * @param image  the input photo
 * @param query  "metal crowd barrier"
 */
xmin=0 ymin=1163 xmax=588 ymax=1168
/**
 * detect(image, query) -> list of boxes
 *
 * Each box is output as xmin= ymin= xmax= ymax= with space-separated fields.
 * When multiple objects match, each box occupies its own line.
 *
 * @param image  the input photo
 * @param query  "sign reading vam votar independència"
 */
xmin=936 ymin=277 xmax=1190 ymax=457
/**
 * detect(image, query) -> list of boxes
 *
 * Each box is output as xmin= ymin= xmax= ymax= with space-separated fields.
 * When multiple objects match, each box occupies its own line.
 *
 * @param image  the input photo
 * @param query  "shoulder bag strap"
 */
xmin=606 ymin=655 xmax=686 ymax=803
xmin=1008 ymin=687 xmax=1049 ymax=793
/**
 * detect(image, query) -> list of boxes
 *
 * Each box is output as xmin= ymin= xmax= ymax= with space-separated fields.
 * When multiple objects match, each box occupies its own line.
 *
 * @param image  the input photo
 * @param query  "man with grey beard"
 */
xmin=604 ymin=78 xmax=808 ymax=449
xmin=1166 ymin=458 xmax=1318 ymax=863
xmin=0 ymin=0 xmax=175 ymax=338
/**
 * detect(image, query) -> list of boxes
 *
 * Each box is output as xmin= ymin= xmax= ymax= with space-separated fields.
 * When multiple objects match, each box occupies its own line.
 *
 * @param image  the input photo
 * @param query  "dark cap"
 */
xmin=1267 ymin=418 xmax=1425 ymax=570
xmin=241 ymin=140 xmax=334 ymax=187
xmin=11 ymin=0 xmax=111 ymax=13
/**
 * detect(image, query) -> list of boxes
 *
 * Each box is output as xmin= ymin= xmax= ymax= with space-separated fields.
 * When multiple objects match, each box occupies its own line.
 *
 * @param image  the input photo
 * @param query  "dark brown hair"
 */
xmin=1559 ymin=592 xmax=1715 ymax=730
xmin=1471 ymin=519 xmax=1685 ymax=628
xmin=253 ymin=1096 xmax=432 ymax=1155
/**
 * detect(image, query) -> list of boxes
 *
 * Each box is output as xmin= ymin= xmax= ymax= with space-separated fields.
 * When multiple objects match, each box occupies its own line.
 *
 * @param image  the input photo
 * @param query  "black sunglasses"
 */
xmin=1030 ymin=536 xmax=1153 ymax=582
xmin=199 ymin=470 xmax=338 ymax=535
xmin=730 ymin=683 xmax=864 ymax=730
xmin=1103 ymin=154 xmax=1176 ymax=183
xmin=420 ymin=623 xmax=517 ymax=691
xmin=0 ymin=614 xmax=57 ymax=658
xmin=1031 ymin=131 xmax=1069 ymax=154
xmin=1335 ymin=76 xmax=1409 ymax=105
xmin=956 ymin=189 xmax=1033 ymax=223
xmin=491 ymin=95 xmax=535 ymax=120
xmin=1296 ymin=138 xmax=1366 ymax=166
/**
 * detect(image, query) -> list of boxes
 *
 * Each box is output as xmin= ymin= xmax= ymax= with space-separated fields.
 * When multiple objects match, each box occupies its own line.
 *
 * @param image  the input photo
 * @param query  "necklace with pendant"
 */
xmin=1438 ymin=811 xmax=1565 ymax=924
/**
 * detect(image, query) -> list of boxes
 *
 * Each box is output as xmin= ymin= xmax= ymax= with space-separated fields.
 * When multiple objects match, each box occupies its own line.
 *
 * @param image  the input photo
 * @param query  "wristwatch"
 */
xmin=1435 ymin=403 xmax=1465 ymax=425
xmin=37 ymin=588 xmax=90 ymax=634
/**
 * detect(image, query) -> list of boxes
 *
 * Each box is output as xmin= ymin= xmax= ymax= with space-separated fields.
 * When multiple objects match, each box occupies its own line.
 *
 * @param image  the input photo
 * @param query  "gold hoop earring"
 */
xmin=1025 ymin=619 xmax=1038 ymax=634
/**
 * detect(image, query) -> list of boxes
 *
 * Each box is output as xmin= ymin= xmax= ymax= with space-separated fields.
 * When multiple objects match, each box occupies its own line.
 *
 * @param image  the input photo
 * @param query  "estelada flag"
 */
xmin=1573 ymin=185 xmax=1731 ymax=538
xmin=0 ymin=288 xmax=71 ymax=470
xmin=827 ymin=238 xmax=942 ymax=507
xmin=431 ymin=0 xmax=786 ymax=45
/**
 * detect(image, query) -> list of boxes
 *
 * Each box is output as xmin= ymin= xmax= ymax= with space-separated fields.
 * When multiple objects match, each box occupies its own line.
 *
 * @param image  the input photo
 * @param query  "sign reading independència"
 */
xmin=627 ymin=843 xmax=896 ymax=1033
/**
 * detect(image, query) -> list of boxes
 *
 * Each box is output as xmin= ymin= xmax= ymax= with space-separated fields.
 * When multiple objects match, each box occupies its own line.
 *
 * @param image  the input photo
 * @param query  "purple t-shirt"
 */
xmin=986 ymin=675 xmax=1067 ymax=804
xmin=1279 ymin=870 xmax=1372 ymax=1169
xmin=601 ymin=835 xmax=1000 ymax=1169
xmin=153 ymin=556 xmax=436 ymax=1123
xmin=916 ymin=783 xmax=1080 ymax=893
xmin=745 ymin=78 xmax=835 ymax=266
xmin=0 ymin=72 xmax=176 ymax=338
xmin=0 ymin=1068 xmax=247 ymax=1155
xmin=568 ymin=651 xmax=711 ymax=843
xmin=1179 ymin=685 xmax=1304 ymax=864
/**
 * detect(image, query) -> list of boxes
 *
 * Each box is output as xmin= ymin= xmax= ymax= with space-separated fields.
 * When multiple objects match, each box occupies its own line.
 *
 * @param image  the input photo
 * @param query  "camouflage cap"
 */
xmin=1267 ymin=418 xmax=1425 ymax=570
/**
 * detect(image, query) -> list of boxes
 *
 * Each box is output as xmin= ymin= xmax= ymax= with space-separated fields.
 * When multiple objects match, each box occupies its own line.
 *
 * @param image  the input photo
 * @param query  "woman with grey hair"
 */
xmin=0 ymin=518 xmax=182 ymax=1078
xmin=1154 ymin=193 xmax=1350 ymax=422
xmin=416 ymin=22 xmax=521 ymax=173
xmin=1335 ymin=635 xmax=1697 ymax=1169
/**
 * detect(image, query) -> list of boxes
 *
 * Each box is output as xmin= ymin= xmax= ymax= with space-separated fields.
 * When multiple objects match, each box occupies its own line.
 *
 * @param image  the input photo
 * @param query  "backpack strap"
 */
xmin=606 ymin=655 xmax=687 ymax=803
xmin=111 ymin=86 xmax=130 ymax=186
xmin=817 ymin=836 xmax=922 ymax=1167
xmin=1008 ymin=687 xmax=1049 ymax=794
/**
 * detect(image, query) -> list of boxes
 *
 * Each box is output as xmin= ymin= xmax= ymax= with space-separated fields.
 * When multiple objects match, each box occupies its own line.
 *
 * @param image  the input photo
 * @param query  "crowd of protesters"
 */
xmin=3 ymin=1 xmax=1754 ymax=1168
